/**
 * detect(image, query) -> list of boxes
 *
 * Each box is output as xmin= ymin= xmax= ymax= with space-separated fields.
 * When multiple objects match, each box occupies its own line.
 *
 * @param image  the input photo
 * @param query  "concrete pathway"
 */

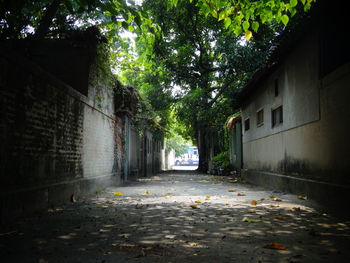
xmin=1 ymin=171 xmax=350 ymax=263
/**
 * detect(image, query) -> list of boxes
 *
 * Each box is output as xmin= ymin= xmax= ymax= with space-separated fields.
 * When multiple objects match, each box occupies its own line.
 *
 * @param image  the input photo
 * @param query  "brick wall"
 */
xmin=0 ymin=42 xmax=123 ymax=222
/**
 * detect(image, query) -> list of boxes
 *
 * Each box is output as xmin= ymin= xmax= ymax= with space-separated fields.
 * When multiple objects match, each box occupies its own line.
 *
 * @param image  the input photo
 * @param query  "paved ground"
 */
xmin=1 ymin=171 xmax=350 ymax=263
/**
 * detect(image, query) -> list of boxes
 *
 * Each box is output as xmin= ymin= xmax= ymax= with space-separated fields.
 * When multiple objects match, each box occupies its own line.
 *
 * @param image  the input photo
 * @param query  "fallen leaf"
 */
xmin=269 ymin=195 xmax=276 ymax=199
xmin=96 ymin=205 xmax=108 ymax=208
xmin=237 ymin=193 xmax=246 ymax=196
xmin=273 ymin=198 xmax=282 ymax=202
xmin=292 ymin=207 xmax=301 ymax=212
xmin=145 ymin=191 xmax=150 ymax=195
xmin=186 ymin=242 xmax=199 ymax=247
xmin=135 ymin=204 xmax=144 ymax=209
xmin=216 ymin=211 xmax=229 ymax=215
xmin=251 ymin=200 xmax=257 ymax=206
xmin=260 ymin=198 xmax=265 ymax=201
xmin=168 ymin=194 xmax=173 ymax=197
xmin=228 ymin=189 xmax=236 ymax=192
xmin=190 ymin=205 xmax=200 ymax=209
xmin=205 ymin=195 xmax=211 ymax=200
xmin=263 ymin=242 xmax=288 ymax=250
xmin=106 ymin=200 xmax=115 ymax=204
xmin=113 ymin=192 xmax=124 ymax=196
xmin=275 ymin=215 xmax=285 ymax=220
xmin=195 ymin=200 xmax=202 ymax=203
xmin=297 ymin=195 xmax=307 ymax=200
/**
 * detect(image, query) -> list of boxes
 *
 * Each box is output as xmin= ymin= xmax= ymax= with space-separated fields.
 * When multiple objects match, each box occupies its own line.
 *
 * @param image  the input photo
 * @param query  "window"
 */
xmin=274 ymin=79 xmax=279 ymax=97
xmin=244 ymin=118 xmax=250 ymax=131
xmin=257 ymin=109 xmax=264 ymax=127
xmin=272 ymin=106 xmax=283 ymax=127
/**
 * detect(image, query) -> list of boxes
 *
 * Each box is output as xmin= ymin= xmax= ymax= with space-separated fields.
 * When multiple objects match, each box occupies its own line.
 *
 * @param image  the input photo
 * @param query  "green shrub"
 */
xmin=212 ymin=151 xmax=231 ymax=169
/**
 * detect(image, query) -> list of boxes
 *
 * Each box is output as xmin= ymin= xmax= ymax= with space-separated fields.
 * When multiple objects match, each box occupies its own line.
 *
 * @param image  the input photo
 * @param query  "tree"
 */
xmin=138 ymin=0 xmax=285 ymax=171
xmin=169 ymin=0 xmax=316 ymax=40
xmin=0 ymin=0 xmax=145 ymax=41
xmin=1 ymin=0 xmax=316 ymax=171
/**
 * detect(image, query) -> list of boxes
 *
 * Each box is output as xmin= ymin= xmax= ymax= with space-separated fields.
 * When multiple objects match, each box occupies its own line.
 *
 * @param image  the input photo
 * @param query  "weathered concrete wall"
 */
xmin=144 ymin=131 xmax=154 ymax=177
xmin=162 ymin=149 xmax=176 ymax=170
xmin=128 ymin=125 xmax=141 ymax=178
xmin=242 ymin=31 xmax=350 ymax=184
xmin=0 ymin=42 xmax=122 ymax=222
xmin=240 ymin=25 xmax=350 ymax=207
xmin=242 ymin=31 xmax=320 ymax=143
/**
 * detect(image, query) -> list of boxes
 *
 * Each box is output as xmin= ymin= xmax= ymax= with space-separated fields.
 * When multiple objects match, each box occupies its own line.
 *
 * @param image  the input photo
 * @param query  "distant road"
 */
xmin=172 ymin=165 xmax=198 ymax=171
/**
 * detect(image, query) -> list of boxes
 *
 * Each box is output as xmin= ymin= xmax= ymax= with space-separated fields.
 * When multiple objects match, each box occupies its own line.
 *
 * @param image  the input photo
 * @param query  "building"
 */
xmin=231 ymin=2 xmax=350 ymax=210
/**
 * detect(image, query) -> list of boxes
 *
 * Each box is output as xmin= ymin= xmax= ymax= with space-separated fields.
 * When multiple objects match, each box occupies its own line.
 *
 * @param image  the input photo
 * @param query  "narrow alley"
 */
xmin=1 ymin=171 xmax=349 ymax=263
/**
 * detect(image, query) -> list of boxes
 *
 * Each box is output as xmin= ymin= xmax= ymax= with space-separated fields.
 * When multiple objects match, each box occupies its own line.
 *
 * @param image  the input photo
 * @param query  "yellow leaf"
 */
xmin=195 ymin=200 xmax=202 ymax=203
xmin=113 ymin=192 xmax=124 ymax=196
xmin=145 ymin=191 xmax=150 ymax=195
xmin=96 ymin=205 xmax=108 ymax=208
xmin=245 ymin=30 xmax=252 ymax=41
xmin=251 ymin=200 xmax=257 ymax=206
xmin=205 ymin=195 xmax=211 ymax=200
xmin=263 ymin=242 xmax=288 ymax=250
xmin=297 ymin=195 xmax=307 ymax=200
xmin=190 ymin=205 xmax=200 ymax=209
xmin=269 ymin=195 xmax=276 ymax=199
xmin=216 ymin=211 xmax=227 ymax=215
xmin=168 ymin=194 xmax=173 ymax=197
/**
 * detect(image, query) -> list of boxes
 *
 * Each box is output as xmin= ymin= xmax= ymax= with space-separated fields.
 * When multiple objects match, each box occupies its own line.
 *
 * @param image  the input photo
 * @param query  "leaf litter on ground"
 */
xmin=263 ymin=242 xmax=288 ymax=250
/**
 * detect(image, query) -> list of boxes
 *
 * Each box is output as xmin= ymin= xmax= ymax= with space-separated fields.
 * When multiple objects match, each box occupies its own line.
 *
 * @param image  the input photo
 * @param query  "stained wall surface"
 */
xmin=0 ymin=41 xmax=122 ymax=222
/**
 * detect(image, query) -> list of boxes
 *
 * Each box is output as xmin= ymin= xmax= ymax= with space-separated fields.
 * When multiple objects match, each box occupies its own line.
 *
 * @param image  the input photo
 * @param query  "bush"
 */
xmin=212 ymin=151 xmax=231 ymax=170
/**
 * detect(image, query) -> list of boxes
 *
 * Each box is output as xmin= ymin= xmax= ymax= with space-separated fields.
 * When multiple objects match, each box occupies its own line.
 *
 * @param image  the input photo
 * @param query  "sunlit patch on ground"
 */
xmin=1 ymin=171 xmax=350 ymax=262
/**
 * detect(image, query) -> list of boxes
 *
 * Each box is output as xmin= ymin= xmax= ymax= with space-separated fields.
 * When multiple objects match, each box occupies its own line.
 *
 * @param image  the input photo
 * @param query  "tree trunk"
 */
xmin=197 ymin=128 xmax=209 ymax=172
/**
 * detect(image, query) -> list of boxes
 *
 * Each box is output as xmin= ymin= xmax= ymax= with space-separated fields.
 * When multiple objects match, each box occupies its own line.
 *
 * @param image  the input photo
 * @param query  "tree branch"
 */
xmin=34 ymin=0 xmax=63 ymax=39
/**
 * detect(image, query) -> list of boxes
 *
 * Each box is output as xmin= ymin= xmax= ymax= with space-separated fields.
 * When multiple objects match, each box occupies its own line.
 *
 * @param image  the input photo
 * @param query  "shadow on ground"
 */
xmin=1 ymin=171 xmax=350 ymax=263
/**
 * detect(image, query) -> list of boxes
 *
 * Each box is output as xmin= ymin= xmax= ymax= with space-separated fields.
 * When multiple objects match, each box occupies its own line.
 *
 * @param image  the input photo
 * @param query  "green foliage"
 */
xmin=138 ymin=0 xmax=281 ymax=153
xmin=1 ymin=0 xmax=316 ymax=170
xmin=0 ymin=0 xmax=149 ymax=42
xmin=165 ymin=134 xmax=188 ymax=157
xmin=212 ymin=152 xmax=231 ymax=170
xmin=167 ymin=0 xmax=316 ymax=39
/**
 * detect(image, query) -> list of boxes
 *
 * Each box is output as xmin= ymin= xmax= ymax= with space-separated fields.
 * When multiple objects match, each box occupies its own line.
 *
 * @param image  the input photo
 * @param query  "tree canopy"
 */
xmin=0 ymin=0 xmax=316 ymax=170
